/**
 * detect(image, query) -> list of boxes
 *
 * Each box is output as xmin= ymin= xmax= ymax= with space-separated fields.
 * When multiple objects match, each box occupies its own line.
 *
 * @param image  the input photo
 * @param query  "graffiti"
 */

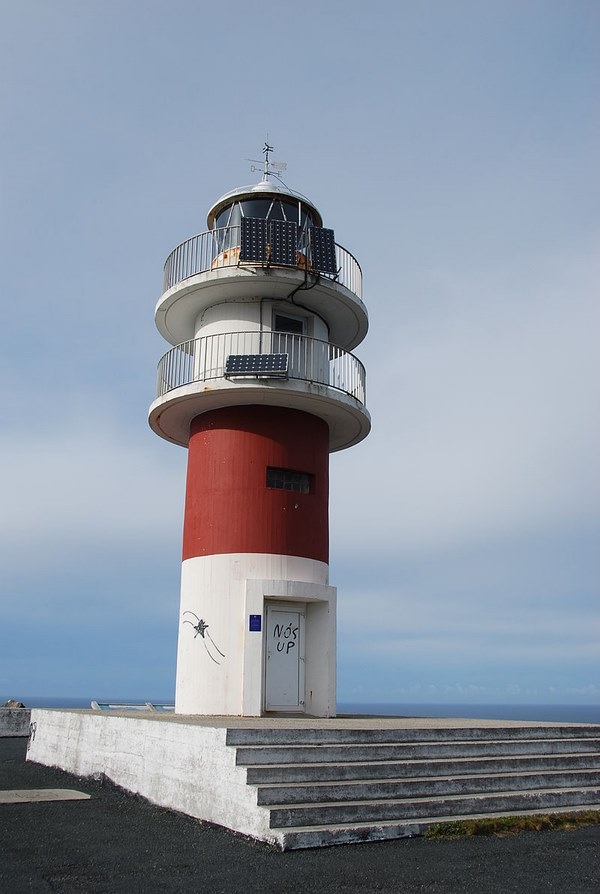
xmin=273 ymin=621 xmax=298 ymax=655
xmin=183 ymin=611 xmax=226 ymax=665
xmin=27 ymin=721 xmax=37 ymax=752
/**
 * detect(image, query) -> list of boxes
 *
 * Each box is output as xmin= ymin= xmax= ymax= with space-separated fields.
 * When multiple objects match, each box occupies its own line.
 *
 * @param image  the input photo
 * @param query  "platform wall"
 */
xmin=26 ymin=710 xmax=273 ymax=842
xmin=0 ymin=708 xmax=31 ymax=737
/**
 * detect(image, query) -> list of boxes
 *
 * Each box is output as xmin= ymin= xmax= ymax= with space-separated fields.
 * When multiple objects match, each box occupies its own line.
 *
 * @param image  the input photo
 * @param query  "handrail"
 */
xmin=162 ymin=226 xmax=363 ymax=301
xmin=156 ymin=331 xmax=367 ymax=407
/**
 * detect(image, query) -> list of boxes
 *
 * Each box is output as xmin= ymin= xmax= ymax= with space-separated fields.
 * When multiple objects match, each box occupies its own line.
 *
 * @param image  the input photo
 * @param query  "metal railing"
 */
xmin=162 ymin=226 xmax=363 ymax=300
xmin=156 ymin=331 xmax=367 ymax=406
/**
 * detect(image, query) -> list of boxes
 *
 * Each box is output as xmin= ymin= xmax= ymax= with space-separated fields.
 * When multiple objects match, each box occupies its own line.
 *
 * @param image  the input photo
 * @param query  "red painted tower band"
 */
xmin=183 ymin=406 xmax=329 ymax=563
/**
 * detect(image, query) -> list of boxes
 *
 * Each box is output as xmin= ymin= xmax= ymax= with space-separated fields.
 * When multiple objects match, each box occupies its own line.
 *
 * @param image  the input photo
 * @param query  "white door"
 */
xmin=265 ymin=604 xmax=305 ymax=711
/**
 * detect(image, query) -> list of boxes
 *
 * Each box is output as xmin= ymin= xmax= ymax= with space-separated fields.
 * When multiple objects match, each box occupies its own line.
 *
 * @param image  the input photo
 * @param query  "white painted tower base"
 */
xmin=176 ymin=553 xmax=336 ymax=717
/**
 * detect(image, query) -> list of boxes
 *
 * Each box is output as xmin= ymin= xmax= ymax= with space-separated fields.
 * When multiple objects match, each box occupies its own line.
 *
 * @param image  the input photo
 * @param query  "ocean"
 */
xmin=337 ymin=702 xmax=600 ymax=724
xmin=5 ymin=696 xmax=599 ymax=724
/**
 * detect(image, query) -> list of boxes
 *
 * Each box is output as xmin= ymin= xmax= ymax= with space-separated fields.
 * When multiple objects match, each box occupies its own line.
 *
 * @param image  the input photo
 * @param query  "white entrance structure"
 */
xmin=149 ymin=145 xmax=370 ymax=716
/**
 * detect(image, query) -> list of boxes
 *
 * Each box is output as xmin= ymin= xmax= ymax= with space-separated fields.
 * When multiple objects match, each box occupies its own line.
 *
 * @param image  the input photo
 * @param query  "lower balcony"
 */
xmin=149 ymin=330 xmax=370 ymax=451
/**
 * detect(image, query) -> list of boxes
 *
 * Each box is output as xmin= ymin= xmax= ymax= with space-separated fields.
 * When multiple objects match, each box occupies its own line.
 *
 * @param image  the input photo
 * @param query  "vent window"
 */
xmin=273 ymin=312 xmax=305 ymax=335
xmin=266 ymin=467 xmax=312 ymax=494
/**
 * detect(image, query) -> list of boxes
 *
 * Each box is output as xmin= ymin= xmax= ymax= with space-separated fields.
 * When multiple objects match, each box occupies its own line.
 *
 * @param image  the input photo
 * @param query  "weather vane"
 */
xmin=247 ymin=138 xmax=287 ymax=181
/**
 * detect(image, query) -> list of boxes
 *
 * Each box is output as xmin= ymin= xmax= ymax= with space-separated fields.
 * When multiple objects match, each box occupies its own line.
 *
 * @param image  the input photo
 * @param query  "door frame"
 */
xmin=242 ymin=578 xmax=337 ymax=718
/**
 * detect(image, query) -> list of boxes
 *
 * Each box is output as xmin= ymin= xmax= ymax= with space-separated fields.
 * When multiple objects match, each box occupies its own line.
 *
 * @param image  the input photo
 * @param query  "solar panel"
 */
xmin=240 ymin=218 xmax=299 ymax=267
xmin=225 ymin=354 xmax=289 ymax=377
xmin=268 ymin=220 xmax=297 ymax=266
xmin=240 ymin=217 xmax=267 ymax=263
xmin=309 ymin=226 xmax=337 ymax=274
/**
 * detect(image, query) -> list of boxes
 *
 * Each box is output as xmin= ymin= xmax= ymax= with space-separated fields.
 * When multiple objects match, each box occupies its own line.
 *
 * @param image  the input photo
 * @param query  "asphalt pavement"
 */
xmin=1 ymin=737 xmax=598 ymax=894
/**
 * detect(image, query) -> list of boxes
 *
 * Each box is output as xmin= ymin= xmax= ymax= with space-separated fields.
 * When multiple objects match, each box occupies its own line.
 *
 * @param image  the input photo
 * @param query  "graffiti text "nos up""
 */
xmin=273 ymin=622 xmax=298 ymax=654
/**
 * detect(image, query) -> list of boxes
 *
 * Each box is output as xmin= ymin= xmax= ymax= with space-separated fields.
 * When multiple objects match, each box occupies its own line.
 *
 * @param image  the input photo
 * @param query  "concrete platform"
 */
xmin=26 ymin=709 xmax=600 ymax=849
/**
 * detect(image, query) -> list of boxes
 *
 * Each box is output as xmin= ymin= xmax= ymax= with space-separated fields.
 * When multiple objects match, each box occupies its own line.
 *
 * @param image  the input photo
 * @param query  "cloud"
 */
xmin=0 ymin=410 xmax=185 ymax=566
xmin=334 ymin=522 xmax=599 ymax=701
xmin=331 ymin=243 xmax=600 ymax=557
xmin=338 ymin=582 xmax=598 ymax=651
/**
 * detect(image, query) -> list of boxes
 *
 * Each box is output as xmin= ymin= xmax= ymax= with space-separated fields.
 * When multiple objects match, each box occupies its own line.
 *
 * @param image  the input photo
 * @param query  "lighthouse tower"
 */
xmin=149 ymin=147 xmax=370 ymax=716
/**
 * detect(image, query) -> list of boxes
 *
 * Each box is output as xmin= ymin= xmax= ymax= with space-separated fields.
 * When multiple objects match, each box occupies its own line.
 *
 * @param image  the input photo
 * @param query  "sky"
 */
xmin=1 ymin=0 xmax=598 ymax=707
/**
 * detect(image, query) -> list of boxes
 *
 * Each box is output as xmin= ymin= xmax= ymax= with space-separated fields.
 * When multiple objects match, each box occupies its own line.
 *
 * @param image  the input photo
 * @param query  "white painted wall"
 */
xmin=176 ymin=553 xmax=336 ymax=717
xmin=194 ymin=300 xmax=261 ymax=338
xmin=194 ymin=299 xmax=329 ymax=342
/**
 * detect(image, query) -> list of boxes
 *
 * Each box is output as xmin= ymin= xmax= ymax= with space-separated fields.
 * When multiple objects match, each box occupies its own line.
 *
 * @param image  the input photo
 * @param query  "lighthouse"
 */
xmin=149 ymin=146 xmax=370 ymax=716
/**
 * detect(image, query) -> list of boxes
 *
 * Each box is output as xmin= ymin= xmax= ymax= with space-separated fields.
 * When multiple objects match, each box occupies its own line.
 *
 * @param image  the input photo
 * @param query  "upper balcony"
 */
xmin=155 ymin=226 xmax=368 ymax=352
xmin=148 ymin=330 xmax=371 ymax=452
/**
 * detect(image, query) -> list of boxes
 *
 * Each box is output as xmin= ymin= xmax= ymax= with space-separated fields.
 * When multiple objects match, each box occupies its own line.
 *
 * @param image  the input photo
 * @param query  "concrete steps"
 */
xmin=246 ymin=753 xmax=600 ymax=784
xmin=226 ymin=725 xmax=600 ymax=849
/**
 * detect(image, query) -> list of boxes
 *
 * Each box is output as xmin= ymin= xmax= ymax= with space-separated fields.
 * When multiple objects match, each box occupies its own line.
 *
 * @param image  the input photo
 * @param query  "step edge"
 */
xmin=274 ymin=804 xmax=600 ymax=848
xmin=266 ymin=785 xmax=600 ymax=811
xmin=256 ymin=769 xmax=600 ymax=790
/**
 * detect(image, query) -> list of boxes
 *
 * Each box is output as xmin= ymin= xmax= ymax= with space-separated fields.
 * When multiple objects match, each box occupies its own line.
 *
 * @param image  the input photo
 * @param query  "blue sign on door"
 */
xmin=249 ymin=614 xmax=262 ymax=632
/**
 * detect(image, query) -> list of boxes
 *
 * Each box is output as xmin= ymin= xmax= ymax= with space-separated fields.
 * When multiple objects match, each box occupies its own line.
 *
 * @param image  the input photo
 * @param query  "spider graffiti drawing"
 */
xmin=182 ymin=611 xmax=226 ymax=665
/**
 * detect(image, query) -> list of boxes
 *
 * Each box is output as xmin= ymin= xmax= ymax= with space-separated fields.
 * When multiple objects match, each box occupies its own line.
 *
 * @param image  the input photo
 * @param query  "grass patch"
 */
xmin=425 ymin=811 xmax=600 ymax=840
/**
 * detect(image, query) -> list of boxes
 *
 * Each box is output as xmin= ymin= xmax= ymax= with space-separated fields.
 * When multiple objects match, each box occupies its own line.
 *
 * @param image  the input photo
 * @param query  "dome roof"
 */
xmin=207 ymin=179 xmax=323 ymax=229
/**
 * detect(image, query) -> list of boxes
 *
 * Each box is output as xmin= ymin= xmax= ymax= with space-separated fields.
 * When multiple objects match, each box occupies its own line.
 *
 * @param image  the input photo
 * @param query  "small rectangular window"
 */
xmin=266 ymin=467 xmax=312 ymax=494
xmin=273 ymin=312 xmax=305 ymax=335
